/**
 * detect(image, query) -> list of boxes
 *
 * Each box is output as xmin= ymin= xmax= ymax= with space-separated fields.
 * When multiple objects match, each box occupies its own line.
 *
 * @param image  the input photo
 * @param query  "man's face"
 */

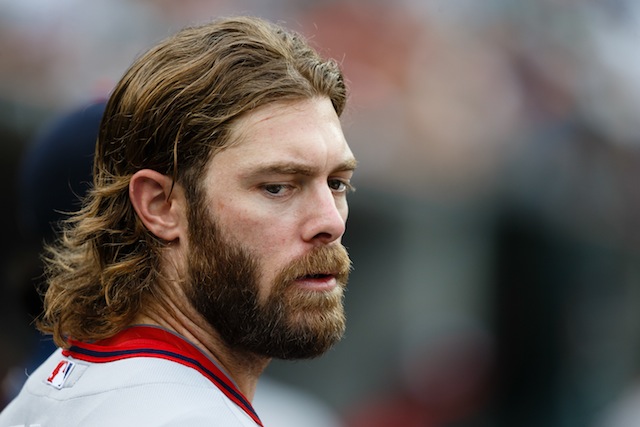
xmin=186 ymin=97 xmax=356 ymax=359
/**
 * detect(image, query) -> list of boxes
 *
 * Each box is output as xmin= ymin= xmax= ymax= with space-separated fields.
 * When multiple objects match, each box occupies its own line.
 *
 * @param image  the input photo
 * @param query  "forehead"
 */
xmin=213 ymin=97 xmax=355 ymax=173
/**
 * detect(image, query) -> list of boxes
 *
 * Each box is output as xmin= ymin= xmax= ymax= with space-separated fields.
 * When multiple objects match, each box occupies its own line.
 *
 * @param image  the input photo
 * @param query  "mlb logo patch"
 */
xmin=46 ymin=359 xmax=75 ymax=389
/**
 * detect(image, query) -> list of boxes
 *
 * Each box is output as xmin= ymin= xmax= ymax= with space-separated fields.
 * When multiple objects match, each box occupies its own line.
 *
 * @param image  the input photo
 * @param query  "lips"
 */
xmin=303 ymin=273 xmax=332 ymax=279
xmin=294 ymin=273 xmax=338 ymax=291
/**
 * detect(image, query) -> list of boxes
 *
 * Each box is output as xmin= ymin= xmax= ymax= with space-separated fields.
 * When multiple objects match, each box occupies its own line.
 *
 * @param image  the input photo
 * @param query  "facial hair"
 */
xmin=186 ymin=201 xmax=351 ymax=359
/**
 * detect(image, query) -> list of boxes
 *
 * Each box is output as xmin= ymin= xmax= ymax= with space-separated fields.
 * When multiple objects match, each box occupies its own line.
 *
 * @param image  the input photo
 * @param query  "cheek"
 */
xmin=341 ymin=202 xmax=349 ymax=222
xmin=336 ymin=199 xmax=349 ymax=226
xmin=212 ymin=196 xmax=302 ymax=268
xmin=219 ymin=207 xmax=293 ymax=258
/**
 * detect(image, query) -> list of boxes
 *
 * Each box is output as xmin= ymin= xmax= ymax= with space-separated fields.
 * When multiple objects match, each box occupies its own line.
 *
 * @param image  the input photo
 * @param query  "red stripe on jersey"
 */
xmin=62 ymin=325 xmax=263 ymax=426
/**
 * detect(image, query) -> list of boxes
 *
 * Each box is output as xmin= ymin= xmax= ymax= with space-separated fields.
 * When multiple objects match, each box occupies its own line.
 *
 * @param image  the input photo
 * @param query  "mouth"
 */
xmin=303 ymin=273 xmax=332 ymax=279
xmin=295 ymin=273 xmax=337 ymax=290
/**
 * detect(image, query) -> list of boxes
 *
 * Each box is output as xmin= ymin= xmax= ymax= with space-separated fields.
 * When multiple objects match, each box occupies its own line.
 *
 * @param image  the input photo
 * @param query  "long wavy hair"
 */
xmin=38 ymin=16 xmax=347 ymax=348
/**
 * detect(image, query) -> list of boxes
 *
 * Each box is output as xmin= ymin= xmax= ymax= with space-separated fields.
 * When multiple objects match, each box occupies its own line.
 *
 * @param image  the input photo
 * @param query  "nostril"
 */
xmin=312 ymin=231 xmax=336 ymax=243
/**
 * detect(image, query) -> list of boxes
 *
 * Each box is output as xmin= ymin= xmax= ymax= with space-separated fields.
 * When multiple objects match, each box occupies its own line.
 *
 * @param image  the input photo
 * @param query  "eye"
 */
xmin=262 ymin=183 xmax=292 ymax=197
xmin=328 ymin=179 xmax=354 ymax=193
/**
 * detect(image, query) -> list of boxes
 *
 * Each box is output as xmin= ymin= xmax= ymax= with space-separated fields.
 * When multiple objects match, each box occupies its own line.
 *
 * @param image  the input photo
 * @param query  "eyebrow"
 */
xmin=243 ymin=158 xmax=358 ymax=178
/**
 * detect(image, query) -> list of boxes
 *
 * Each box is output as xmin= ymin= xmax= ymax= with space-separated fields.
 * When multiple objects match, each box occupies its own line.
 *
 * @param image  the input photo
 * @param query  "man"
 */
xmin=0 ymin=16 xmax=356 ymax=426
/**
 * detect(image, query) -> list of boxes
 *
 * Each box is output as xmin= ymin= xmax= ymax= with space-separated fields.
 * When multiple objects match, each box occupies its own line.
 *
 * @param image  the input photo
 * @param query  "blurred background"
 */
xmin=2 ymin=0 xmax=640 ymax=426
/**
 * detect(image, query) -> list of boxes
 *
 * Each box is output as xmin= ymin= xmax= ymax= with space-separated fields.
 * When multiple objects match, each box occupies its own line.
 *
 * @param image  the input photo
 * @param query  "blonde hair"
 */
xmin=38 ymin=16 xmax=347 ymax=347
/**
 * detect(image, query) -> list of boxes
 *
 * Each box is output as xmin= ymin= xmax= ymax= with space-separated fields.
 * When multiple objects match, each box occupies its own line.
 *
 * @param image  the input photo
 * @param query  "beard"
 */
xmin=185 ymin=200 xmax=351 ymax=360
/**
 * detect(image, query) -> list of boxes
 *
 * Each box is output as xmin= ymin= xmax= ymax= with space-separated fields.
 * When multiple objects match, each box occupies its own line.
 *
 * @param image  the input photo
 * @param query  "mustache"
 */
xmin=275 ymin=244 xmax=352 ymax=286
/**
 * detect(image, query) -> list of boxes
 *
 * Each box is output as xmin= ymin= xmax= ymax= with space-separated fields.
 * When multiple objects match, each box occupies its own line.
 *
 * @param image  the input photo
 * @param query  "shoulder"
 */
xmin=81 ymin=383 xmax=254 ymax=426
xmin=2 ymin=351 xmax=257 ymax=427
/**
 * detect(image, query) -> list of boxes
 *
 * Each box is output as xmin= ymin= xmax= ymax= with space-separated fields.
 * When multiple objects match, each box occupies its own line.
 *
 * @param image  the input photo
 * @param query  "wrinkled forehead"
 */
xmin=213 ymin=97 xmax=354 ymax=172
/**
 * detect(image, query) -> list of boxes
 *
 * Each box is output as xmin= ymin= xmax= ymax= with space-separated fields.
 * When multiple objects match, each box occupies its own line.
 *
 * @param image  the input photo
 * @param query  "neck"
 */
xmin=133 ymin=289 xmax=270 ymax=401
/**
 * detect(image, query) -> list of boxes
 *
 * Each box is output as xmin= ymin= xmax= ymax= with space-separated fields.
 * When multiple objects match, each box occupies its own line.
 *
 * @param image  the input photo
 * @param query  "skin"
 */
xmin=129 ymin=96 xmax=357 ymax=399
xmin=206 ymin=97 xmax=356 ymax=300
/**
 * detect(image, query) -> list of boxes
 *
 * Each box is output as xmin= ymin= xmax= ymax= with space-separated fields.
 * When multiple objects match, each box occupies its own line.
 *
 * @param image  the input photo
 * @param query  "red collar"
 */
xmin=63 ymin=325 xmax=263 ymax=426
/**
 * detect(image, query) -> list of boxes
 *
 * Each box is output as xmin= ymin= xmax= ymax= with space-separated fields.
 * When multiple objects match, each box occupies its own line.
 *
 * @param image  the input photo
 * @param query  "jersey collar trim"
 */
xmin=62 ymin=325 xmax=263 ymax=426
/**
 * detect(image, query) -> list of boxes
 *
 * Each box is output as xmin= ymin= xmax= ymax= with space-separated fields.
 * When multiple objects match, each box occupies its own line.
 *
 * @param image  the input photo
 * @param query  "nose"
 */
xmin=301 ymin=185 xmax=347 ymax=245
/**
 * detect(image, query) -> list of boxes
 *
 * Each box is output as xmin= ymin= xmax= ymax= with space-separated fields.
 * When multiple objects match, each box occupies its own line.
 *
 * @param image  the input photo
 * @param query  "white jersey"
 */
xmin=0 ymin=325 xmax=263 ymax=427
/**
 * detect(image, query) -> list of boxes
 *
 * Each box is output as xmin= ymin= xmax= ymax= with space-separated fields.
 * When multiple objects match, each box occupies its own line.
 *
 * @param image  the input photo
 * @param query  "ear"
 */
xmin=129 ymin=169 xmax=185 ymax=242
